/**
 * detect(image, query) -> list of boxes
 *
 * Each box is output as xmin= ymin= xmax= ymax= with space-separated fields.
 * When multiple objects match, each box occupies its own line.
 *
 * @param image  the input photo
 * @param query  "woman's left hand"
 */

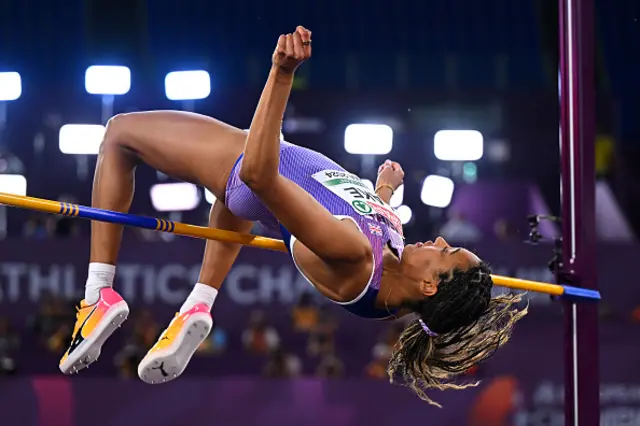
xmin=376 ymin=160 xmax=404 ymax=192
xmin=273 ymin=26 xmax=312 ymax=75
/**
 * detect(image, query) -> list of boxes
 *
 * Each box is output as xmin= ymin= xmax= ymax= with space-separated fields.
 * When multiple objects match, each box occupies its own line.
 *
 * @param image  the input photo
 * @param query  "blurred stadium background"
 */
xmin=0 ymin=0 xmax=639 ymax=425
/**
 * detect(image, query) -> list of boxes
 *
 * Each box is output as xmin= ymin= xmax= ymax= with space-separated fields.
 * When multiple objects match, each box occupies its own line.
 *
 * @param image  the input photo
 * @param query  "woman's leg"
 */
xmin=61 ymin=111 xmax=248 ymax=375
xmin=90 ymin=111 xmax=247 ymax=266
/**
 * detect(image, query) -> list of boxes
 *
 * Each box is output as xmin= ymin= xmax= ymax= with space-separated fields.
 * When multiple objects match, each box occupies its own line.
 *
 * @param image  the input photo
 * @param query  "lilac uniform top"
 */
xmin=225 ymin=142 xmax=405 ymax=319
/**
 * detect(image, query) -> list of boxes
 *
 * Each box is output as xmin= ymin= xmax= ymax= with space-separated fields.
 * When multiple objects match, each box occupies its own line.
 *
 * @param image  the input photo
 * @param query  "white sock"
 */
xmin=179 ymin=283 xmax=218 ymax=314
xmin=85 ymin=262 xmax=116 ymax=305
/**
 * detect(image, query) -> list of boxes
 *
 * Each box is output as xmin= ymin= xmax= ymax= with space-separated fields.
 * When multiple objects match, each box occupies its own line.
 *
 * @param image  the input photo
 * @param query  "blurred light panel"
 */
xmin=420 ymin=175 xmax=455 ymax=208
xmin=150 ymin=183 xmax=201 ymax=212
xmin=389 ymin=184 xmax=404 ymax=208
xmin=59 ymin=124 xmax=106 ymax=155
xmin=165 ymin=70 xmax=211 ymax=101
xmin=344 ymin=124 xmax=393 ymax=155
xmin=85 ymin=66 xmax=131 ymax=95
xmin=462 ymin=162 xmax=478 ymax=183
xmin=0 ymin=72 xmax=22 ymax=101
xmin=0 ymin=174 xmax=27 ymax=195
xmin=396 ymin=205 xmax=412 ymax=224
xmin=204 ymin=188 xmax=217 ymax=204
xmin=434 ymin=130 xmax=483 ymax=161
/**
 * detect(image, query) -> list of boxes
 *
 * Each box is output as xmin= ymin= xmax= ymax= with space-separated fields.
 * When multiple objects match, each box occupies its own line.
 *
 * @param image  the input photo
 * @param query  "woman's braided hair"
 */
xmin=387 ymin=262 xmax=527 ymax=407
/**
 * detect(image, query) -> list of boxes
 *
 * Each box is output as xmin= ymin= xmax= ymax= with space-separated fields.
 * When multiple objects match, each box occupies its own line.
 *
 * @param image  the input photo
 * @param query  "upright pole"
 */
xmin=558 ymin=0 xmax=599 ymax=424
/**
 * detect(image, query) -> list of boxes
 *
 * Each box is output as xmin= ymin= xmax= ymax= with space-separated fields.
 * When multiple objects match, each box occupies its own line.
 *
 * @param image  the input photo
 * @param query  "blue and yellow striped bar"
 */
xmin=0 ymin=192 xmax=286 ymax=252
xmin=0 ymin=192 xmax=601 ymax=301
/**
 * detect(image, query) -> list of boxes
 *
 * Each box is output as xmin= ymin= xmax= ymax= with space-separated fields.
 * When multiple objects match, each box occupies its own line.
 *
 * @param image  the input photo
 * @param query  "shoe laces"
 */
xmin=71 ymin=304 xmax=84 ymax=338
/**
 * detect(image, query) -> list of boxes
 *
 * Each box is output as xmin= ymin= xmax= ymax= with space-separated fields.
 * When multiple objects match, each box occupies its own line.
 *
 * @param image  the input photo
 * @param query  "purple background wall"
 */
xmin=2 ymin=359 xmax=639 ymax=426
xmin=0 ymin=239 xmax=638 ymax=426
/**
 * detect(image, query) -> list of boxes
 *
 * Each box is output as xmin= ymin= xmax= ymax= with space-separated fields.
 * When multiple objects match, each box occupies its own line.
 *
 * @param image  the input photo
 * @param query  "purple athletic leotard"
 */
xmin=225 ymin=141 xmax=404 ymax=319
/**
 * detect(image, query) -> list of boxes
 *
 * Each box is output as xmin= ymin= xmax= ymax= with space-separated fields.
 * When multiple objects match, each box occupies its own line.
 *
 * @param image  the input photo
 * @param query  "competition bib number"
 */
xmin=312 ymin=170 xmax=403 ymax=236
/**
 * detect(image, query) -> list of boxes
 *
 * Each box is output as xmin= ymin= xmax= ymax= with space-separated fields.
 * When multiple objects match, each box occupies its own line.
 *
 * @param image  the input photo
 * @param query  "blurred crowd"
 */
xmin=0 ymin=290 xmax=431 ymax=380
xmin=0 ymin=244 xmax=636 ymax=380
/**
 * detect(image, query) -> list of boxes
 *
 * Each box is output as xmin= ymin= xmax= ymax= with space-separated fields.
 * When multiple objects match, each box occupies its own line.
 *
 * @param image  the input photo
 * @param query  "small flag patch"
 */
xmin=368 ymin=223 xmax=383 ymax=236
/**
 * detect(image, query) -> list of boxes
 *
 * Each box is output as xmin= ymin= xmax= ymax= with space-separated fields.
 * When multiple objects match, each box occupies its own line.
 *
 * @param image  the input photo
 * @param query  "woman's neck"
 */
xmin=379 ymin=247 xmax=421 ymax=308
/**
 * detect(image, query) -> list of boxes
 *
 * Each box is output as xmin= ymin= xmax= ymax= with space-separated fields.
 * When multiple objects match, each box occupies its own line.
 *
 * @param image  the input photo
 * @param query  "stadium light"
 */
xmin=433 ymin=130 xmax=483 ymax=161
xmin=165 ymin=70 xmax=211 ymax=101
xmin=420 ymin=175 xmax=455 ymax=208
xmin=344 ymin=124 xmax=393 ymax=155
xmin=59 ymin=124 xmax=106 ymax=155
xmin=0 ymin=72 xmax=22 ymax=101
xmin=389 ymin=184 xmax=403 ymax=208
xmin=0 ymin=174 xmax=27 ymax=195
xmin=85 ymin=66 xmax=131 ymax=95
xmin=204 ymin=188 xmax=216 ymax=204
xmin=150 ymin=183 xmax=201 ymax=212
xmin=396 ymin=205 xmax=413 ymax=225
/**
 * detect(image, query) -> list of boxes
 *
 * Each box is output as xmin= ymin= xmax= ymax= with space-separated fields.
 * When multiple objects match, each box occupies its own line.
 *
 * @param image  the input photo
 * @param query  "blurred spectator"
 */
xmin=23 ymin=214 xmax=55 ymax=239
xmin=197 ymin=325 xmax=228 ymax=355
xmin=114 ymin=310 xmax=159 ymax=379
xmin=365 ymin=323 xmax=402 ymax=379
xmin=439 ymin=211 xmax=481 ymax=242
xmin=0 ymin=317 xmax=19 ymax=375
xmin=372 ymin=323 xmax=402 ymax=358
xmin=493 ymin=218 xmax=518 ymax=241
xmin=47 ymin=323 xmax=72 ymax=354
xmin=262 ymin=347 xmax=301 ymax=378
xmin=316 ymin=352 xmax=344 ymax=378
xmin=54 ymin=216 xmax=80 ymax=237
xmin=365 ymin=350 xmax=389 ymax=380
xmin=30 ymin=293 xmax=74 ymax=352
xmin=131 ymin=310 xmax=159 ymax=348
xmin=307 ymin=307 xmax=337 ymax=357
xmin=291 ymin=293 xmax=319 ymax=332
xmin=242 ymin=310 xmax=280 ymax=355
xmin=114 ymin=335 xmax=147 ymax=379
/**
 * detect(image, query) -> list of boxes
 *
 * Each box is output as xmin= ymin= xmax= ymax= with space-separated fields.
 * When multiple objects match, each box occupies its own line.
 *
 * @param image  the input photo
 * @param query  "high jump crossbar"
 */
xmin=0 ymin=192 xmax=600 ymax=301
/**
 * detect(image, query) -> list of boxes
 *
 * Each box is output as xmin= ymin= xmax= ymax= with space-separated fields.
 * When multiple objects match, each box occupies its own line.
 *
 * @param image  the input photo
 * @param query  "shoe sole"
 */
xmin=59 ymin=301 xmax=129 ymax=375
xmin=137 ymin=313 xmax=212 ymax=384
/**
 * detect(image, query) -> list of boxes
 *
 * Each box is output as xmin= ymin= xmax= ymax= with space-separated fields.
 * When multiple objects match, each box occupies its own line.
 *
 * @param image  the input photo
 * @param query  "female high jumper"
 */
xmin=59 ymin=26 xmax=526 ymax=406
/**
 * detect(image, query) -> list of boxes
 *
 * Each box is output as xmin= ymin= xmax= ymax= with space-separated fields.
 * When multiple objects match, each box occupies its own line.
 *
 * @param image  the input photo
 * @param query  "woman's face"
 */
xmin=400 ymin=237 xmax=481 ymax=296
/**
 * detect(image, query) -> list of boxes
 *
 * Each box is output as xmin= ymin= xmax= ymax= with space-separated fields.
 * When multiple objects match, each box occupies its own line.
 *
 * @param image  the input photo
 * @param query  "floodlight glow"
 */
xmin=396 ymin=205 xmax=412 ymax=224
xmin=0 ymin=72 xmax=22 ymax=101
xmin=205 ymin=188 xmax=217 ymax=204
xmin=0 ymin=174 xmax=27 ymax=195
xmin=344 ymin=124 xmax=393 ymax=155
xmin=85 ymin=66 xmax=131 ymax=95
xmin=389 ymin=184 xmax=404 ymax=208
xmin=433 ymin=130 xmax=483 ymax=161
xmin=165 ymin=70 xmax=211 ymax=101
xmin=420 ymin=175 xmax=455 ymax=208
xmin=150 ymin=183 xmax=201 ymax=212
xmin=59 ymin=124 xmax=106 ymax=155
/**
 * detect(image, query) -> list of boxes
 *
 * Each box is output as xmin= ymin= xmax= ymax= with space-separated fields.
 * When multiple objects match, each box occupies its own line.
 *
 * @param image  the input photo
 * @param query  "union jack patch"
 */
xmin=368 ymin=223 xmax=383 ymax=236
